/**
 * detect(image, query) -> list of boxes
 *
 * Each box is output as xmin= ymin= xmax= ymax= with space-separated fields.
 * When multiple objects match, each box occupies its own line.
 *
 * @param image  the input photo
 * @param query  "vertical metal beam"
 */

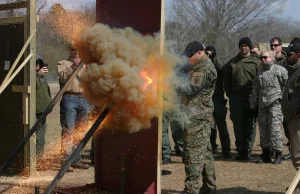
xmin=23 ymin=0 xmax=36 ymax=175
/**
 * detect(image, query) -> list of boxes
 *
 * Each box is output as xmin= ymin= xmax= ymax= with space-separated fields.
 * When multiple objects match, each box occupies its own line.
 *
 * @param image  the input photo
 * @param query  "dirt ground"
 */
xmin=0 ymin=82 xmax=297 ymax=194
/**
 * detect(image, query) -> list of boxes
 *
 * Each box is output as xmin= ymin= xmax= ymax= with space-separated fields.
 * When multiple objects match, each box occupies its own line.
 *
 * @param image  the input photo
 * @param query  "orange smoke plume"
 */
xmin=75 ymin=24 xmax=178 ymax=133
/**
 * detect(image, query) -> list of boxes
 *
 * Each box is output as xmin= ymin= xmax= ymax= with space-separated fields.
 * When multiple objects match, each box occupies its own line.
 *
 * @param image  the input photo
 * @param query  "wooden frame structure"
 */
xmin=0 ymin=0 xmax=36 ymax=175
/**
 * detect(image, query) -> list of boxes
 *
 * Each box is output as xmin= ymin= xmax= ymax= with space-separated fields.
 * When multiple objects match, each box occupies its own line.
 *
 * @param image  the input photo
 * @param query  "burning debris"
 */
xmin=75 ymin=24 xmax=179 ymax=133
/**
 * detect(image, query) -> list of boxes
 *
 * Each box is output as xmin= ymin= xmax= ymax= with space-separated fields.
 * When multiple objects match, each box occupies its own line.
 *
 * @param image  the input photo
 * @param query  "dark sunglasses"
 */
xmin=260 ymin=56 xmax=268 ymax=60
xmin=270 ymin=44 xmax=280 ymax=47
xmin=287 ymin=52 xmax=295 ymax=57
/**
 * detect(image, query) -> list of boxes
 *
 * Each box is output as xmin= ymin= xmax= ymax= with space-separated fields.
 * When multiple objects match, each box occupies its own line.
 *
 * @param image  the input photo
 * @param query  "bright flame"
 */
xmin=140 ymin=71 xmax=153 ymax=90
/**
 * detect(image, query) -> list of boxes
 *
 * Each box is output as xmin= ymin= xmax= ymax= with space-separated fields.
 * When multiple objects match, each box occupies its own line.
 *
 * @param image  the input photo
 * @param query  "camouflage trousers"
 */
xmin=257 ymin=100 xmax=284 ymax=153
xmin=183 ymin=117 xmax=216 ymax=193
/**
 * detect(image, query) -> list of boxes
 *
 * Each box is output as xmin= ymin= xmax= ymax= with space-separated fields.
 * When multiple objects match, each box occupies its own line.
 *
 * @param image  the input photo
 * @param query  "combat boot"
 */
xmin=236 ymin=152 xmax=249 ymax=161
xmin=273 ymin=152 xmax=282 ymax=164
xmin=256 ymin=149 xmax=272 ymax=163
xmin=282 ymin=152 xmax=291 ymax=160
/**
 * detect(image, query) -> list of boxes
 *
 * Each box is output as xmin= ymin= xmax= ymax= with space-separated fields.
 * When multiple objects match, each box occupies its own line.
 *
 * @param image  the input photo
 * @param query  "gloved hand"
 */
xmin=249 ymin=109 xmax=258 ymax=118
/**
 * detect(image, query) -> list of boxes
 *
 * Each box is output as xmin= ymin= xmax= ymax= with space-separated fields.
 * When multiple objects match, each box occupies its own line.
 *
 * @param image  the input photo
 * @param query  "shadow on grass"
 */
xmin=213 ymin=152 xmax=264 ymax=163
xmin=162 ymin=187 xmax=284 ymax=194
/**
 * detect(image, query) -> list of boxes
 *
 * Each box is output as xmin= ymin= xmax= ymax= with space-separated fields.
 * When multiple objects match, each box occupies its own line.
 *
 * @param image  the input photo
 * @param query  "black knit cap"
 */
xmin=287 ymin=42 xmax=300 ymax=54
xmin=183 ymin=41 xmax=205 ymax=58
xmin=239 ymin=37 xmax=252 ymax=49
xmin=205 ymin=46 xmax=217 ymax=59
xmin=290 ymin=37 xmax=300 ymax=45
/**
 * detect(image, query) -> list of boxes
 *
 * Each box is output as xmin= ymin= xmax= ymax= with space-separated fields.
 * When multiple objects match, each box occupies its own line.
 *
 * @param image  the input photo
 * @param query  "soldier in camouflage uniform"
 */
xmin=177 ymin=41 xmax=217 ymax=194
xmin=270 ymin=37 xmax=291 ymax=161
xmin=223 ymin=37 xmax=261 ymax=161
xmin=249 ymin=51 xmax=288 ymax=164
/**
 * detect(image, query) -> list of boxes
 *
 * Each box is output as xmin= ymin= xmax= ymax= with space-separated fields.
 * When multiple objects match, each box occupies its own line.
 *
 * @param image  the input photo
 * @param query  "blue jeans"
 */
xmin=60 ymin=95 xmax=89 ymax=164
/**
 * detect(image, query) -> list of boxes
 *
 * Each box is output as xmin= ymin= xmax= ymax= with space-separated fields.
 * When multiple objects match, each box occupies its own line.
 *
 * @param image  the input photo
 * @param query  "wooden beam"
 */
xmin=23 ymin=0 xmax=36 ymax=176
xmin=0 ymin=17 xmax=25 ymax=25
xmin=0 ymin=1 xmax=27 ymax=11
xmin=12 ymin=85 xmax=31 ymax=93
xmin=157 ymin=0 xmax=165 ymax=193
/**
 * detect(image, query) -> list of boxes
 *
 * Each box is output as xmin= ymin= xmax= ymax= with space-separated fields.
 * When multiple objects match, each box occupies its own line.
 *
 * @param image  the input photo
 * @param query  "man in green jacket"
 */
xmin=36 ymin=58 xmax=52 ymax=156
xmin=282 ymin=42 xmax=300 ymax=193
xmin=223 ymin=37 xmax=261 ymax=161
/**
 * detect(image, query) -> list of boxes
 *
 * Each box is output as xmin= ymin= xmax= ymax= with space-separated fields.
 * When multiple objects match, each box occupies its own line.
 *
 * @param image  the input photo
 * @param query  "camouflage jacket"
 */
xmin=275 ymin=51 xmax=288 ymax=69
xmin=223 ymin=53 xmax=261 ymax=98
xmin=177 ymin=55 xmax=217 ymax=118
xmin=249 ymin=63 xmax=288 ymax=109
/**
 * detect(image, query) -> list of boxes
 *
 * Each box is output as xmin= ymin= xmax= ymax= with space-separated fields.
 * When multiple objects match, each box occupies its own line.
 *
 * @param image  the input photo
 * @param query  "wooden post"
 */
xmin=157 ymin=0 xmax=165 ymax=193
xmin=23 ymin=0 xmax=36 ymax=175
xmin=286 ymin=169 xmax=300 ymax=194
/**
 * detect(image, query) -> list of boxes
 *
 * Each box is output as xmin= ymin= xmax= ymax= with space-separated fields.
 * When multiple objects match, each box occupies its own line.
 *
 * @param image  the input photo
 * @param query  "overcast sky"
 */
xmin=283 ymin=0 xmax=300 ymax=20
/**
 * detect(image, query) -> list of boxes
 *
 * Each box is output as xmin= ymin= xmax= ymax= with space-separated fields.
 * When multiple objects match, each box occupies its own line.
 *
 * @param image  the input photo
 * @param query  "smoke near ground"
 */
xmin=75 ymin=24 xmax=179 ymax=133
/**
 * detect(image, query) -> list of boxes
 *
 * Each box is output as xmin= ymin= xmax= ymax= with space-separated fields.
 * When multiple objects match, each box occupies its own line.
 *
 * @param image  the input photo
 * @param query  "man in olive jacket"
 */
xmin=281 ymin=42 xmax=300 ymax=193
xmin=223 ymin=37 xmax=261 ymax=161
xmin=36 ymin=59 xmax=52 ymax=156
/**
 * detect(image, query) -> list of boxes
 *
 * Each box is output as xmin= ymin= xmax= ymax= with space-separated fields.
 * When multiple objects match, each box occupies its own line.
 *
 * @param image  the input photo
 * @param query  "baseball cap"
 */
xmin=183 ymin=41 xmax=205 ymax=58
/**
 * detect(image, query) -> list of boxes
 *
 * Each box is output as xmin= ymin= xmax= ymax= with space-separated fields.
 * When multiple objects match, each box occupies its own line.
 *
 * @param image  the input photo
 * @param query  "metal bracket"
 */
xmin=12 ymin=85 xmax=31 ymax=93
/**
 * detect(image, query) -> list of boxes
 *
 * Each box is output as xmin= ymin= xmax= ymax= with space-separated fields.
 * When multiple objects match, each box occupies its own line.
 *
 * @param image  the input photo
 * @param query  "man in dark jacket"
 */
xmin=281 ymin=42 xmax=300 ymax=193
xmin=36 ymin=59 xmax=52 ymax=156
xmin=223 ymin=37 xmax=261 ymax=161
xmin=205 ymin=46 xmax=231 ymax=158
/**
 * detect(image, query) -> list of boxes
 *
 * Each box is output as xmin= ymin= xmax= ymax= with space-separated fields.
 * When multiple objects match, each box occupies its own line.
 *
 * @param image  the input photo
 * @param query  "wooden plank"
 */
xmin=12 ymin=85 xmax=30 ymax=93
xmin=0 ymin=1 xmax=27 ymax=11
xmin=286 ymin=169 xmax=300 ymax=194
xmin=23 ymin=0 xmax=36 ymax=175
xmin=0 ymin=17 xmax=25 ymax=25
xmin=157 ymin=0 xmax=165 ymax=193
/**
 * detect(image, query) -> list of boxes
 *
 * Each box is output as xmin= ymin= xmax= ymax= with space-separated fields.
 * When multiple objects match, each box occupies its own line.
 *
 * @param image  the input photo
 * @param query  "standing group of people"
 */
xmin=163 ymin=36 xmax=300 ymax=193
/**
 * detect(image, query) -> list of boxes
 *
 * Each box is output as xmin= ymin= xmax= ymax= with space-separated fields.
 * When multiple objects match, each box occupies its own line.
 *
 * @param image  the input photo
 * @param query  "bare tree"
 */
xmin=166 ymin=0 xmax=287 ymax=63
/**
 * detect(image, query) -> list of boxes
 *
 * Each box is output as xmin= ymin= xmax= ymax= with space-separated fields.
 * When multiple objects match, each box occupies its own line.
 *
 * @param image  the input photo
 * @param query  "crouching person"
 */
xmin=249 ymin=51 xmax=288 ymax=164
xmin=177 ymin=41 xmax=217 ymax=194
